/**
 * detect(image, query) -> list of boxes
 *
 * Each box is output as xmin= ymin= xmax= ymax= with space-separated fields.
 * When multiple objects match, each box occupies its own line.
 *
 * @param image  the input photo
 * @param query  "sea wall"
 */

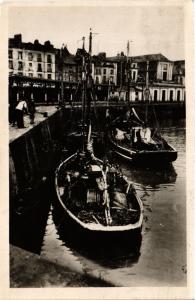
xmin=9 ymin=108 xmax=65 ymax=201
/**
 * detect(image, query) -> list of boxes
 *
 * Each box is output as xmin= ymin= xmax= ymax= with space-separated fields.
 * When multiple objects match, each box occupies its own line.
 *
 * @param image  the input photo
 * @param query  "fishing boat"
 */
xmin=54 ymin=31 xmax=143 ymax=246
xmin=108 ymin=60 xmax=177 ymax=165
xmin=55 ymin=150 xmax=143 ymax=244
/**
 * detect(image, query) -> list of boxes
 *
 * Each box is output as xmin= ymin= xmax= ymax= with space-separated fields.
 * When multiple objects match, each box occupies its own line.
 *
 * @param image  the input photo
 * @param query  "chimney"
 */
xmin=14 ymin=34 xmax=22 ymax=44
xmin=34 ymin=39 xmax=39 ymax=45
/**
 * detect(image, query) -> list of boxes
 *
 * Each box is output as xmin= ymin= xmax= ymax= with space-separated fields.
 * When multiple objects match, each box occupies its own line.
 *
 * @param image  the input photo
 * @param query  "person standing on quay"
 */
xmin=15 ymin=98 xmax=27 ymax=128
xmin=9 ymin=100 xmax=16 ymax=126
xmin=28 ymin=99 xmax=36 ymax=124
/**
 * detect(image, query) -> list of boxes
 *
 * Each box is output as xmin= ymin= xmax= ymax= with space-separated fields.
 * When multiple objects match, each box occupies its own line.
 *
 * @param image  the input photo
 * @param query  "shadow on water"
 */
xmin=51 ymin=199 xmax=142 ymax=269
xmin=9 ymin=178 xmax=52 ymax=254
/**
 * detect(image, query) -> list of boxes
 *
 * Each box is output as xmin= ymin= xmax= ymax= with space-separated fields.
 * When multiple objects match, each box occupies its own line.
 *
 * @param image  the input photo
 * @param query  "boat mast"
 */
xmin=126 ymin=40 xmax=133 ymax=103
xmin=81 ymin=36 xmax=86 ymax=152
xmin=60 ymin=44 xmax=65 ymax=106
xmin=145 ymin=60 xmax=149 ymax=125
xmin=126 ymin=40 xmax=130 ymax=102
xmin=86 ymin=28 xmax=94 ymax=139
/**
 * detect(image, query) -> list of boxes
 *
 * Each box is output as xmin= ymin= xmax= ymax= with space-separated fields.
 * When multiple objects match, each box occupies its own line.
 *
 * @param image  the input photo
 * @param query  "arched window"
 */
xmin=162 ymin=90 xmax=166 ymax=101
xmin=170 ymin=90 xmax=173 ymax=101
xmin=177 ymin=90 xmax=181 ymax=101
xmin=154 ymin=90 xmax=158 ymax=101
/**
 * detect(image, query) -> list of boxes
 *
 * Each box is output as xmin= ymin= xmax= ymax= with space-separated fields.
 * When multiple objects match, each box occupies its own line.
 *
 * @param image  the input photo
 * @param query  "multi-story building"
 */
xmin=9 ymin=34 xmax=56 ymax=80
xmin=108 ymin=53 xmax=185 ymax=102
xmin=55 ymin=46 xmax=87 ymax=83
xmin=8 ymin=34 xmax=185 ymax=103
xmin=92 ymin=53 xmax=117 ymax=85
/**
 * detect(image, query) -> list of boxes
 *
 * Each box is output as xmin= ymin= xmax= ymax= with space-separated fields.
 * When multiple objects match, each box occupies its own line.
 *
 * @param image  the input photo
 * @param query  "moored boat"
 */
xmin=55 ymin=150 xmax=143 ymax=245
xmin=54 ymin=30 xmax=143 ymax=246
xmin=108 ymin=60 xmax=177 ymax=165
xmin=108 ymin=124 xmax=177 ymax=164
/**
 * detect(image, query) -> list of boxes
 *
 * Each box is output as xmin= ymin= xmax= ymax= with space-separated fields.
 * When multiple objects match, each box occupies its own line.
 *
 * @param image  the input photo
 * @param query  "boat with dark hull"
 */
xmin=108 ymin=129 xmax=177 ymax=164
xmin=54 ymin=31 xmax=143 ymax=246
xmin=55 ymin=151 xmax=143 ymax=245
xmin=108 ymin=60 xmax=177 ymax=165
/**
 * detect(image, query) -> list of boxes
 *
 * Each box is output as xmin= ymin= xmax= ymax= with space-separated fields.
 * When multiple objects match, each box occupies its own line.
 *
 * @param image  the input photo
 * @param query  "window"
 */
xmin=29 ymin=62 xmax=33 ymax=71
xmin=9 ymin=60 xmax=13 ymax=69
xmin=132 ymin=71 xmax=136 ymax=81
xmin=28 ymin=73 xmax=33 ymax=77
xmin=163 ymin=64 xmax=168 ymax=70
xmin=37 ymin=63 xmax=42 ymax=72
xmin=135 ymin=91 xmax=139 ymax=100
xmin=163 ymin=71 xmax=167 ymax=81
xmin=177 ymin=90 xmax=181 ymax=101
xmin=170 ymin=90 xmax=173 ymax=101
xmin=18 ymin=51 xmax=23 ymax=60
xmin=48 ymin=74 xmax=52 ymax=79
xmin=47 ymin=54 xmax=52 ymax=63
xmin=110 ymin=76 xmax=113 ymax=83
xmin=37 ymin=53 xmax=42 ymax=62
xmin=9 ymin=71 xmax=13 ymax=76
xmin=38 ymin=73 xmax=42 ymax=78
xmin=18 ymin=61 xmax=23 ymax=70
xmin=95 ymin=76 xmax=99 ymax=84
xmin=18 ymin=72 xmax=23 ymax=76
xmin=154 ymin=90 xmax=158 ymax=101
xmin=110 ymin=69 xmax=114 ymax=75
xmin=47 ymin=64 xmax=52 ymax=72
xmin=28 ymin=52 xmax=33 ymax=61
xmin=95 ymin=68 xmax=101 ymax=75
xmin=103 ymin=76 xmax=106 ymax=83
xmin=103 ymin=69 xmax=106 ymax=75
xmin=132 ymin=63 xmax=137 ymax=68
xmin=162 ymin=90 xmax=166 ymax=101
xmin=9 ymin=50 xmax=13 ymax=59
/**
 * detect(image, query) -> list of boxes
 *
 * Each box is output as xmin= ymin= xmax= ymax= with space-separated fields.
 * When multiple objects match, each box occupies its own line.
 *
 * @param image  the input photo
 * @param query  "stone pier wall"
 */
xmin=9 ymin=108 xmax=65 ymax=201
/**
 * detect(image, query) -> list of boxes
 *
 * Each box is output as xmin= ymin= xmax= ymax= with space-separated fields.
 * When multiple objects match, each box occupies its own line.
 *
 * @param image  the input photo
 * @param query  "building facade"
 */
xmin=8 ymin=35 xmax=185 ymax=103
xmin=92 ymin=53 xmax=117 ymax=85
xmin=108 ymin=53 xmax=185 ymax=102
xmin=55 ymin=47 xmax=86 ymax=83
xmin=9 ymin=34 xmax=56 ymax=80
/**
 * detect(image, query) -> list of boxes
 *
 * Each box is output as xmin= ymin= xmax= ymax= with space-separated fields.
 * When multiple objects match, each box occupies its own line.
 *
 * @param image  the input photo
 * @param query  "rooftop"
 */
xmin=9 ymin=34 xmax=55 ymax=53
xmin=107 ymin=53 xmax=171 ymax=63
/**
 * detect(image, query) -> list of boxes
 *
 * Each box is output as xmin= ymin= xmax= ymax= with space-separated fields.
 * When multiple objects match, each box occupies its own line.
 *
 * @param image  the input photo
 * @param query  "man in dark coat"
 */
xmin=28 ymin=99 xmax=36 ymax=124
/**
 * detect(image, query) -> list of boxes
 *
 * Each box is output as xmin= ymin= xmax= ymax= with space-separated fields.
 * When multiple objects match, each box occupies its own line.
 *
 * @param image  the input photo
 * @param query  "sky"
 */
xmin=8 ymin=5 xmax=185 ymax=60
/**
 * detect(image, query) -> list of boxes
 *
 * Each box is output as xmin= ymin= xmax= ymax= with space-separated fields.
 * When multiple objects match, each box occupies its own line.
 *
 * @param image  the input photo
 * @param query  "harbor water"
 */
xmin=10 ymin=124 xmax=186 ymax=287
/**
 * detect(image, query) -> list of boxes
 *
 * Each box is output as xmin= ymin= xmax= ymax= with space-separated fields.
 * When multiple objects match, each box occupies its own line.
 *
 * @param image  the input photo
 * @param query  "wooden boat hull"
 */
xmin=109 ymin=136 xmax=177 ymax=164
xmin=54 ymin=153 xmax=143 ymax=248
xmin=54 ymin=202 xmax=142 ymax=247
xmin=53 ymin=200 xmax=142 ymax=260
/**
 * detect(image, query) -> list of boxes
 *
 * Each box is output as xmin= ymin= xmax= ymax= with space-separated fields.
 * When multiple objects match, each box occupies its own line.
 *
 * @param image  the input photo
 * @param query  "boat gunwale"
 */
xmin=109 ymin=134 xmax=177 ymax=155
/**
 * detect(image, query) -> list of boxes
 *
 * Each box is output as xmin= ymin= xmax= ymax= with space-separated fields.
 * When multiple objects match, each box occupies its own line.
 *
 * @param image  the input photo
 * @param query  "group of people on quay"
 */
xmin=9 ymin=97 xmax=36 ymax=128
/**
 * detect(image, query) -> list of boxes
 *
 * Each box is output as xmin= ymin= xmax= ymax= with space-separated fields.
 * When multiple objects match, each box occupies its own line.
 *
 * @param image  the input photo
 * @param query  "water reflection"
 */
xmin=10 ymin=127 xmax=186 ymax=286
xmin=120 ymin=163 xmax=177 ymax=187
